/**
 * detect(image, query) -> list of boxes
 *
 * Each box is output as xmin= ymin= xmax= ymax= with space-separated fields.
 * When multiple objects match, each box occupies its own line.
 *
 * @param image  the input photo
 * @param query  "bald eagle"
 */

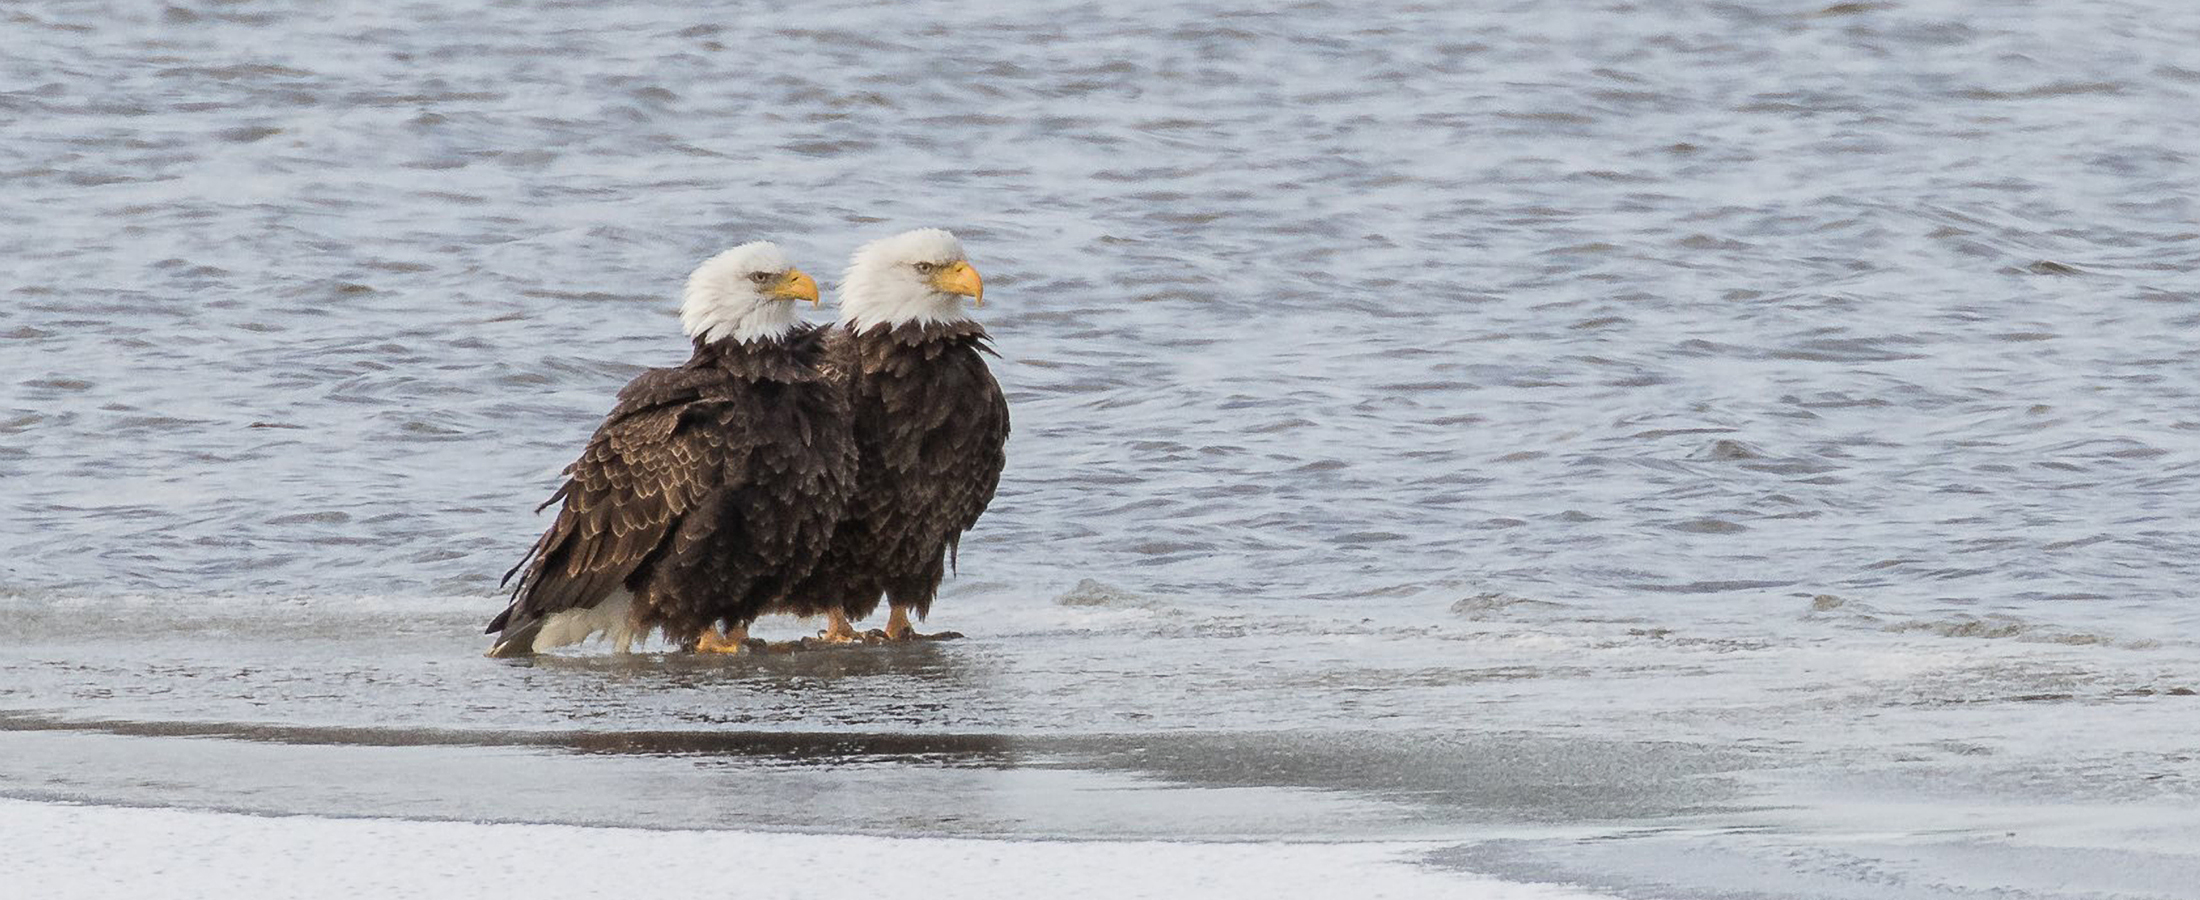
xmin=789 ymin=228 xmax=1009 ymax=642
xmin=485 ymin=242 xmax=856 ymax=657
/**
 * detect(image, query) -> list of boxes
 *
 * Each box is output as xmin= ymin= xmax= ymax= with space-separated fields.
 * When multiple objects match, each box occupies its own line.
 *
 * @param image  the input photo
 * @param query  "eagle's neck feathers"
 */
xmin=681 ymin=298 xmax=798 ymax=345
xmin=689 ymin=324 xmax=829 ymax=382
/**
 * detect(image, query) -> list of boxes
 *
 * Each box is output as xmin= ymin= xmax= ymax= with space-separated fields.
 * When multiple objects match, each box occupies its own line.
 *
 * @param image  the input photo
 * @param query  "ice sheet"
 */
xmin=0 ymin=799 xmax=1610 ymax=900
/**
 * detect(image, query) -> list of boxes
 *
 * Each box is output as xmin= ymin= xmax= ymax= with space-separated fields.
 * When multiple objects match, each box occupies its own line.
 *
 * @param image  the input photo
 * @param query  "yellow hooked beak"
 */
xmin=930 ymin=260 xmax=985 ymax=307
xmin=768 ymin=268 xmax=821 ymax=306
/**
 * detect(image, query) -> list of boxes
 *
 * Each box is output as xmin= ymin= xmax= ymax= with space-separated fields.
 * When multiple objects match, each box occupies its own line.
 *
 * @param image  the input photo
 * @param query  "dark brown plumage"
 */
xmin=783 ymin=320 xmax=1008 ymax=631
xmin=486 ymin=325 xmax=854 ymax=655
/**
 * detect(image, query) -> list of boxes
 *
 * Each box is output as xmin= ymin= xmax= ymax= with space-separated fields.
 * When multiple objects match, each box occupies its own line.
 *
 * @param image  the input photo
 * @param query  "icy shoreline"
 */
xmin=0 ymin=799 xmax=1602 ymax=900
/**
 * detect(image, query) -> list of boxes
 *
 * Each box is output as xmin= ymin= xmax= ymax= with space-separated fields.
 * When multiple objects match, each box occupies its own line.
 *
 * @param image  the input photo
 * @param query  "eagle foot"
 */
xmin=880 ymin=606 xmax=962 ymax=642
xmin=813 ymin=611 xmax=867 ymax=645
xmin=692 ymin=626 xmax=754 ymax=655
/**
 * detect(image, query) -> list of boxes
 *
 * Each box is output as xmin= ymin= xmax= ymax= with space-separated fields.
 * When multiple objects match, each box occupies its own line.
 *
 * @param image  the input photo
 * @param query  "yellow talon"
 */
xmin=881 ymin=605 xmax=962 ymax=642
xmin=884 ymin=606 xmax=915 ymax=641
xmin=816 ymin=610 xmax=864 ymax=644
xmin=694 ymin=624 xmax=750 ymax=654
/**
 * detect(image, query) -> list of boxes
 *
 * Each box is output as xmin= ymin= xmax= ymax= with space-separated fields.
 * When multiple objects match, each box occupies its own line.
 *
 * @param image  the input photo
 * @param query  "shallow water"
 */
xmin=5 ymin=0 xmax=2199 ymax=896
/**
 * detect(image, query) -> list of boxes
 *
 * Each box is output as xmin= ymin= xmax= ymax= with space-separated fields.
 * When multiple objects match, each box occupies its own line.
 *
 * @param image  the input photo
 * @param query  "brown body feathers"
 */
xmin=783 ymin=320 xmax=1010 ymax=622
xmin=487 ymin=326 xmax=855 ymax=654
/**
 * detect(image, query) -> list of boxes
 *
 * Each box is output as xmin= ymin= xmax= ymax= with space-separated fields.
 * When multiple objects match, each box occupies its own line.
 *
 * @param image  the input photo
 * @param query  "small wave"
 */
xmin=1449 ymin=592 xmax=1567 ymax=619
xmin=1803 ymin=594 xmax=2152 ymax=648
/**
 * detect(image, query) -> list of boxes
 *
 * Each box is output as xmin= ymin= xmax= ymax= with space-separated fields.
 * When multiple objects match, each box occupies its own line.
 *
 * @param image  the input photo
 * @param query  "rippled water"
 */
xmin=5 ymin=1 xmax=2199 ymax=896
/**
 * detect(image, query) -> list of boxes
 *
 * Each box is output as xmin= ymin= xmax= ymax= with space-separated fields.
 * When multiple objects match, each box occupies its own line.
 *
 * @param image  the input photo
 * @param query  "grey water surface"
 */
xmin=4 ymin=1 xmax=2199 ymax=897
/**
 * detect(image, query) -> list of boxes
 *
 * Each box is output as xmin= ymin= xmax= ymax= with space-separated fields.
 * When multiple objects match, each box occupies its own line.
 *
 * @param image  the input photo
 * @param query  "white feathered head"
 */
xmin=679 ymin=241 xmax=820 ymax=344
xmin=838 ymin=228 xmax=985 ymax=331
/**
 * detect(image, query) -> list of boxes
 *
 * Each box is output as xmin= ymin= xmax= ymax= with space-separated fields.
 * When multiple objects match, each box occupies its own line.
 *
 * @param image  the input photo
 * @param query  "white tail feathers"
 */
xmin=527 ymin=590 xmax=643 ymax=653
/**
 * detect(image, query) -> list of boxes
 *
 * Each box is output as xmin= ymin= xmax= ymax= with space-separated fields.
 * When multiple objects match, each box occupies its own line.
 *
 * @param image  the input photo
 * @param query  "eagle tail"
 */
xmin=486 ymin=590 xmax=641 ymax=657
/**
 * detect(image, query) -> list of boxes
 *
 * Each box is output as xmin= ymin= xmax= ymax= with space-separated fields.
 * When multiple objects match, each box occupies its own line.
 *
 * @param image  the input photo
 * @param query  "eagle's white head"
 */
xmin=680 ymin=241 xmax=820 ymax=344
xmin=838 ymin=228 xmax=986 ymax=332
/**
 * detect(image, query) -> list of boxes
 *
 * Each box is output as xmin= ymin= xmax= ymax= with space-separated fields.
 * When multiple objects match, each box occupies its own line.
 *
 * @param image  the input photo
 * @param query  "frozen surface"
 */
xmin=5 ymin=0 xmax=2200 ymax=897
xmin=0 ymin=799 xmax=1600 ymax=900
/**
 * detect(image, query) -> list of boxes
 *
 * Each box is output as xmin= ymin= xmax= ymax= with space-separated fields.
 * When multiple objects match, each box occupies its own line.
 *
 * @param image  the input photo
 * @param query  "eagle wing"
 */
xmin=934 ymin=346 xmax=1010 ymax=571
xmin=486 ymin=368 xmax=754 ymax=650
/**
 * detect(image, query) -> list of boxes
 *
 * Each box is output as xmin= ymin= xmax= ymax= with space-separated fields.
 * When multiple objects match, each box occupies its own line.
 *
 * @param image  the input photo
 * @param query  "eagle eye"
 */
xmin=913 ymin=261 xmax=937 ymax=274
xmin=749 ymin=271 xmax=773 ymax=284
